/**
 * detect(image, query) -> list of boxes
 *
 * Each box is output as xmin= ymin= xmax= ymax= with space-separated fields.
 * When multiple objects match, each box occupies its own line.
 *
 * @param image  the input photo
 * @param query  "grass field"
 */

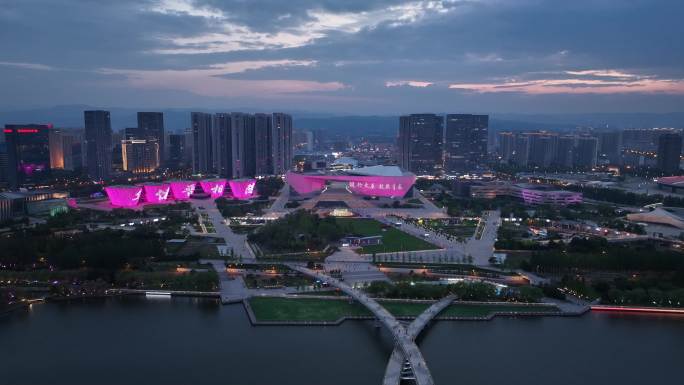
xmin=441 ymin=303 xmax=559 ymax=317
xmin=247 ymin=297 xmax=559 ymax=322
xmin=336 ymin=218 xmax=440 ymax=254
xmin=423 ymin=218 xmax=478 ymax=238
xmin=248 ymin=297 xmax=371 ymax=321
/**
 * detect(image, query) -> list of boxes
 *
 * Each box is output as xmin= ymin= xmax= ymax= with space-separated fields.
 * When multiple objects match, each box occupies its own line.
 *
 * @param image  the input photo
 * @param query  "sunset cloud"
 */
xmin=449 ymin=70 xmax=684 ymax=95
xmin=98 ymin=60 xmax=346 ymax=97
xmin=385 ymin=80 xmax=434 ymax=88
xmin=0 ymin=61 xmax=54 ymax=71
xmin=1 ymin=0 xmax=683 ymax=112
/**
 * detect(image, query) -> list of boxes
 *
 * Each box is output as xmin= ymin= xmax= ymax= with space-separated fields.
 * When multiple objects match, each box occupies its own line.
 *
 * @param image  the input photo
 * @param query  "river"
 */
xmin=1 ymin=297 xmax=683 ymax=385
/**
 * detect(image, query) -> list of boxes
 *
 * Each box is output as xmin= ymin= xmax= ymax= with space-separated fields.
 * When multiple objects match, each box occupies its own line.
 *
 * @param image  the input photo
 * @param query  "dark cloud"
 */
xmin=0 ymin=0 xmax=682 ymax=113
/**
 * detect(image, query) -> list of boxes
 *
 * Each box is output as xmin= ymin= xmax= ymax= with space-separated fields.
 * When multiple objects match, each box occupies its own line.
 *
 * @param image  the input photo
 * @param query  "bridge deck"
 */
xmin=288 ymin=264 xmax=435 ymax=385
xmin=383 ymin=295 xmax=456 ymax=385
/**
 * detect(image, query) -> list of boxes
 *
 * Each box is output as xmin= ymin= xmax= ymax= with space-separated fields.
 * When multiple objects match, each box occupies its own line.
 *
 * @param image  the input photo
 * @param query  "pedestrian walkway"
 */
xmin=288 ymin=264 xmax=435 ymax=385
xmin=191 ymin=199 xmax=255 ymax=262
xmin=201 ymin=259 xmax=248 ymax=303
xmin=383 ymin=295 xmax=456 ymax=385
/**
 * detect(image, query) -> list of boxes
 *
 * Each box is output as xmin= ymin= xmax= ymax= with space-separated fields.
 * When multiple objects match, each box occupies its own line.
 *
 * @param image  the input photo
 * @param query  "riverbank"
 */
xmin=244 ymin=296 xmax=565 ymax=325
xmin=3 ymin=296 xmax=682 ymax=385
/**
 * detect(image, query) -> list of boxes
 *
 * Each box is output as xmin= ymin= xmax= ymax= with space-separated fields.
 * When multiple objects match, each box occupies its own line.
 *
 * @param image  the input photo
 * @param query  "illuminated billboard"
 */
xmin=199 ymin=179 xmax=227 ymax=199
xmin=169 ymin=180 xmax=196 ymax=200
xmin=104 ymin=185 xmax=143 ymax=207
xmin=286 ymin=171 xmax=415 ymax=198
xmin=143 ymin=183 xmax=171 ymax=203
xmin=228 ymin=179 xmax=257 ymax=200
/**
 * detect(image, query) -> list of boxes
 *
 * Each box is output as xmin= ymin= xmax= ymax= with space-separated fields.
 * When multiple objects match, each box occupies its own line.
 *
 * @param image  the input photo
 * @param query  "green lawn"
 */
xmin=336 ymin=218 xmax=439 ymax=254
xmin=422 ymin=219 xmax=478 ymax=238
xmin=248 ymin=297 xmax=432 ymax=321
xmin=247 ymin=297 xmax=559 ymax=322
xmin=248 ymin=297 xmax=371 ymax=321
xmin=441 ymin=303 xmax=559 ymax=317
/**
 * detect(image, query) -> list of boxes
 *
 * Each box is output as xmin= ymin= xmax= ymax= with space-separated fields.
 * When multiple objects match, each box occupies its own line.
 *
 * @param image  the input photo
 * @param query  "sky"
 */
xmin=1 ymin=0 xmax=683 ymax=114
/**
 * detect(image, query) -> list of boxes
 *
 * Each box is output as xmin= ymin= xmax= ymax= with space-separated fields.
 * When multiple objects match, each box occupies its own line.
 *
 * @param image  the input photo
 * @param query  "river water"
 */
xmin=1 ymin=297 xmax=683 ymax=385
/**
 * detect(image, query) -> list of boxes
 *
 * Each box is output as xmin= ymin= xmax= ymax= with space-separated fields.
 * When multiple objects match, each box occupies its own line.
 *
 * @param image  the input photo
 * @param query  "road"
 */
xmin=264 ymin=183 xmax=291 ymax=217
xmin=359 ymin=210 xmax=501 ymax=266
xmin=289 ymin=264 xmax=436 ymax=385
xmin=464 ymin=210 xmax=500 ymax=265
xmin=191 ymin=198 xmax=255 ymax=262
xmin=383 ymin=295 xmax=456 ymax=385
xmin=201 ymin=259 xmax=249 ymax=303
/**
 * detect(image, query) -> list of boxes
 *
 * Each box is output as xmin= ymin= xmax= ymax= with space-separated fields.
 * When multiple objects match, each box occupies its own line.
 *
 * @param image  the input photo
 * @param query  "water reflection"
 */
xmin=1 ymin=297 xmax=683 ymax=385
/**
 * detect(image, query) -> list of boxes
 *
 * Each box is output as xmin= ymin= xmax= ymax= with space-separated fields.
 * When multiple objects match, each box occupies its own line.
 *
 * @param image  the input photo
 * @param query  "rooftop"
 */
xmin=657 ymin=176 xmax=684 ymax=186
xmin=344 ymin=165 xmax=405 ymax=177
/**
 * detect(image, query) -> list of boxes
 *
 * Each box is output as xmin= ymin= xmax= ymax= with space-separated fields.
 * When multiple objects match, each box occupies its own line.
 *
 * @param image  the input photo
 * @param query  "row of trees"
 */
xmin=365 ymin=281 xmax=544 ymax=302
xmin=215 ymin=198 xmax=268 ymax=217
xmin=526 ymin=240 xmax=684 ymax=273
xmin=567 ymin=185 xmax=684 ymax=208
xmin=0 ymin=228 xmax=165 ymax=273
xmin=256 ymin=177 xmax=284 ymax=198
xmin=248 ymin=210 xmax=344 ymax=253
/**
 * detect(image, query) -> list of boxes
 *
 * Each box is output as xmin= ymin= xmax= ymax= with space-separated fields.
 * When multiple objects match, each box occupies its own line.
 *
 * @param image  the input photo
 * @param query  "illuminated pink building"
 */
xmin=286 ymin=166 xmax=415 ymax=198
xmin=229 ymin=179 xmax=257 ymax=200
xmin=200 ymin=179 xmax=227 ymax=199
xmin=104 ymin=185 xmax=143 ymax=207
xmin=169 ymin=180 xmax=196 ymax=200
xmin=143 ymin=183 xmax=171 ymax=204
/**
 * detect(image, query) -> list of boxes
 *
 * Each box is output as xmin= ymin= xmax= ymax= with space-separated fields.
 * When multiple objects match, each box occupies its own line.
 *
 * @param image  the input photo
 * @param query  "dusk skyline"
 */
xmin=1 ymin=0 xmax=683 ymax=113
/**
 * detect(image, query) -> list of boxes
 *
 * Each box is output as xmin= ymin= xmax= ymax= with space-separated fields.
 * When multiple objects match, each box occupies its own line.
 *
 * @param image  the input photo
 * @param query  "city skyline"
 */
xmin=2 ymin=4 xmax=684 ymax=385
xmin=1 ymin=0 xmax=683 ymax=114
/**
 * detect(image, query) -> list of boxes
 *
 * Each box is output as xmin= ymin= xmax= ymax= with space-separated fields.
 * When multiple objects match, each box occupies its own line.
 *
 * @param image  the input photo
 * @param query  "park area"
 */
xmin=247 ymin=297 xmax=559 ymax=322
xmin=335 ymin=218 xmax=440 ymax=254
xmin=247 ymin=211 xmax=439 ymax=256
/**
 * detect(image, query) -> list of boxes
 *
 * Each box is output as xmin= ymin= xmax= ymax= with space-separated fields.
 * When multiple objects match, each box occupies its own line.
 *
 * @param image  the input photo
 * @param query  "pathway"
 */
xmin=288 ymin=264 xmax=435 ymax=385
xmin=264 ymin=183 xmax=291 ymax=217
xmin=201 ymin=259 xmax=249 ymax=303
xmin=191 ymin=199 xmax=255 ymax=262
xmin=383 ymin=295 xmax=455 ymax=385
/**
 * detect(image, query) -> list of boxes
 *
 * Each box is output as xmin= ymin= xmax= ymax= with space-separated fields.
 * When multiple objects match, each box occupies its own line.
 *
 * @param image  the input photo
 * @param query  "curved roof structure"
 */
xmin=286 ymin=170 xmax=415 ymax=198
xmin=331 ymin=157 xmax=358 ymax=167
xmin=626 ymin=207 xmax=684 ymax=229
xmin=346 ymin=165 xmax=404 ymax=177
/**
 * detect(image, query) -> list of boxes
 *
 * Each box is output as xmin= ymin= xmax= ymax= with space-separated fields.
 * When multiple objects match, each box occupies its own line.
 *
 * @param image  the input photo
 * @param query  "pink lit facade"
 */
xmin=104 ymin=186 xmax=143 ymax=207
xmin=286 ymin=172 xmax=415 ymax=198
xmin=143 ymin=183 xmax=171 ymax=204
xmin=200 ymin=179 xmax=227 ymax=199
xmin=518 ymin=188 xmax=582 ymax=206
xmin=470 ymin=181 xmax=582 ymax=206
xmin=169 ymin=181 xmax=196 ymax=200
xmin=229 ymin=179 xmax=257 ymax=200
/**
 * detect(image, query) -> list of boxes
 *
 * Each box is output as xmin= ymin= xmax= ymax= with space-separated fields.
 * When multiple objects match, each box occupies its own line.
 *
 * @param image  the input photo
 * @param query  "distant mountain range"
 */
xmin=1 ymin=105 xmax=682 ymax=138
